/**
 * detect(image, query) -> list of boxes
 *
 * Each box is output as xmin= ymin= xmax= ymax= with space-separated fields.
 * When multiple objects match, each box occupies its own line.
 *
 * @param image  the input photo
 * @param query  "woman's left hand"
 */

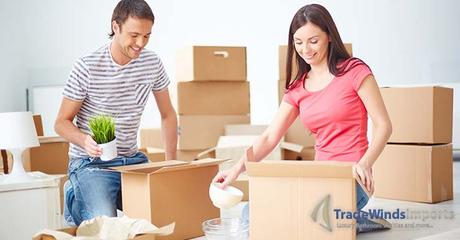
xmin=353 ymin=161 xmax=374 ymax=195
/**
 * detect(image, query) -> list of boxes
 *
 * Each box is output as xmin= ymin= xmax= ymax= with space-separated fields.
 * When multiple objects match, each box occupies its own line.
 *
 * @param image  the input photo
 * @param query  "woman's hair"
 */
xmin=109 ymin=0 xmax=155 ymax=39
xmin=285 ymin=4 xmax=365 ymax=90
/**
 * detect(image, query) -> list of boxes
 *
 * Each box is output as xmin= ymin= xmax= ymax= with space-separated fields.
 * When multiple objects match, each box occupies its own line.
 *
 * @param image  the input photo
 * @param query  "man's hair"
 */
xmin=109 ymin=0 xmax=155 ymax=38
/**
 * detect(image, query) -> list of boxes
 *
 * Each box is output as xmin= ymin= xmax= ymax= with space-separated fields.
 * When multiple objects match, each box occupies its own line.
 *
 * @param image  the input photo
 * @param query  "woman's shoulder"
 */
xmin=338 ymin=58 xmax=372 ymax=75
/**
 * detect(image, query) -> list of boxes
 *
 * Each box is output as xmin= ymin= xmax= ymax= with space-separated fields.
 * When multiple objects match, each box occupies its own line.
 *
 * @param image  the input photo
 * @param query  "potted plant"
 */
xmin=89 ymin=114 xmax=117 ymax=161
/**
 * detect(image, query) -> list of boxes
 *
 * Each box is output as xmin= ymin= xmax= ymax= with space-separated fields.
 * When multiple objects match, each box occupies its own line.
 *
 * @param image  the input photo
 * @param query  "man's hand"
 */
xmin=82 ymin=135 xmax=102 ymax=157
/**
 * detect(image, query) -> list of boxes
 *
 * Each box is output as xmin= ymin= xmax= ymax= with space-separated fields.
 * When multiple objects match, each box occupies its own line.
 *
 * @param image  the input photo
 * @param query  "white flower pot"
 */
xmin=98 ymin=138 xmax=117 ymax=161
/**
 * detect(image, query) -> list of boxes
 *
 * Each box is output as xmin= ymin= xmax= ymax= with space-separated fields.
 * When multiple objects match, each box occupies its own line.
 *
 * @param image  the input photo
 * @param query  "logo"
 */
xmin=311 ymin=194 xmax=332 ymax=232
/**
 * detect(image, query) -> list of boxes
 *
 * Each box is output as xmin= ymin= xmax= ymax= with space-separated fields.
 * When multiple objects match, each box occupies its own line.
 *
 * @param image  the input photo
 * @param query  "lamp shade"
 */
xmin=0 ymin=112 xmax=39 ymax=149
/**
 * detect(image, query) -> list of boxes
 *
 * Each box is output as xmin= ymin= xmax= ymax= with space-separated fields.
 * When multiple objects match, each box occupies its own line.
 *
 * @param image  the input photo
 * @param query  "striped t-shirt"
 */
xmin=63 ymin=43 xmax=169 ymax=158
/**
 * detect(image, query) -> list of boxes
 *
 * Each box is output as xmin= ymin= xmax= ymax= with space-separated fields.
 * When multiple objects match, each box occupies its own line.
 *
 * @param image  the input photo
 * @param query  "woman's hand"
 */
xmin=353 ymin=161 xmax=374 ymax=195
xmin=212 ymin=166 xmax=241 ymax=189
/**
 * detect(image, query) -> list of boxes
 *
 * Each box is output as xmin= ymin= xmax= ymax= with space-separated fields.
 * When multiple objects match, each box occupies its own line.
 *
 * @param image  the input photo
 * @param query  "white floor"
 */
xmin=197 ymin=162 xmax=460 ymax=240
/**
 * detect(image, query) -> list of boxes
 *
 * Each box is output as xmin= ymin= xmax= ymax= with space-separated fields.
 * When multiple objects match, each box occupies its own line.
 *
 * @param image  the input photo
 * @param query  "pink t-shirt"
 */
xmin=283 ymin=59 xmax=372 ymax=163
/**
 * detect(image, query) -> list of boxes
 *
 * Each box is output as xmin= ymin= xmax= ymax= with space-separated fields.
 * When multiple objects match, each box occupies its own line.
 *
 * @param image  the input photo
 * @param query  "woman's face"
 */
xmin=293 ymin=22 xmax=330 ymax=66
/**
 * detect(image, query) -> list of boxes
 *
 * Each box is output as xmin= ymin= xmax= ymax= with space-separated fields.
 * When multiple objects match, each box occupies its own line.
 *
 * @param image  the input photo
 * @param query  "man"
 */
xmin=54 ymin=0 xmax=177 ymax=225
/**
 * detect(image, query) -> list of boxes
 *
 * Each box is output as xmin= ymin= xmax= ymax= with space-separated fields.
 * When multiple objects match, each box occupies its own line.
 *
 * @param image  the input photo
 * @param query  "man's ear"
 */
xmin=112 ymin=20 xmax=120 ymax=35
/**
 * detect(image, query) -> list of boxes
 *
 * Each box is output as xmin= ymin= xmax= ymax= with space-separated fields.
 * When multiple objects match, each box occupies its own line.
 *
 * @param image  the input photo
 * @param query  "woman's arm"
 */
xmin=356 ymin=75 xmax=393 ymax=193
xmin=213 ymin=101 xmax=299 ymax=188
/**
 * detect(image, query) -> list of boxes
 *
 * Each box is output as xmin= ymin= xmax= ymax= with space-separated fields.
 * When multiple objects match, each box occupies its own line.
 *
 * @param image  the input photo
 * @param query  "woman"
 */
xmin=212 ymin=4 xmax=393 ymax=232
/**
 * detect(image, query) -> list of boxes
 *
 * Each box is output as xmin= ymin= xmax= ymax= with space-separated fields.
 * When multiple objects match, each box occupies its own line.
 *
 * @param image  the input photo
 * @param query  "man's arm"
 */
xmin=54 ymin=97 xmax=102 ymax=157
xmin=153 ymin=89 xmax=178 ymax=160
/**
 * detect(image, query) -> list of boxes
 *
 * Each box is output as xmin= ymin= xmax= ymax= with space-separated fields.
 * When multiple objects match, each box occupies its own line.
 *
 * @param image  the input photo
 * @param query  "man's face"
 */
xmin=112 ymin=16 xmax=153 ymax=61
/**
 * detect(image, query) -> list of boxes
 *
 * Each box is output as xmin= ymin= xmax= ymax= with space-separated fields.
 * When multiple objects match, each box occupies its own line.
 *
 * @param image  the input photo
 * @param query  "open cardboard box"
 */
xmin=111 ymin=158 xmax=227 ymax=240
xmin=34 ymin=227 xmax=159 ymax=240
xmin=246 ymin=148 xmax=357 ymax=239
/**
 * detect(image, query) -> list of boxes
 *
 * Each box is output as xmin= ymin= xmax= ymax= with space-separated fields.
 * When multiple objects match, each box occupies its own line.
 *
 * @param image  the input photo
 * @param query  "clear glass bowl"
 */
xmin=202 ymin=217 xmax=249 ymax=240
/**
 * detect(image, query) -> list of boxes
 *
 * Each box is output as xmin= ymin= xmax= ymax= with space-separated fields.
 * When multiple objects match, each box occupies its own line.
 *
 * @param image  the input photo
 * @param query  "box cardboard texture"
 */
xmin=10 ymin=136 xmax=70 ymax=174
xmin=139 ymin=147 xmax=166 ymax=162
xmin=176 ymin=46 xmax=247 ymax=81
xmin=178 ymin=115 xmax=250 ymax=150
xmin=200 ymin=135 xmax=282 ymax=171
xmin=373 ymin=144 xmax=453 ymax=203
xmin=112 ymin=159 xmax=224 ymax=240
xmin=224 ymin=124 xmax=267 ymax=136
xmin=140 ymin=128 xmax=163 ymax=149
xmin=247 ymin=160 xmax=356 ymax=240
xmin=380 ymin=86 xmax=453 ymax=144
xmin=177 ymin=81 xmax=250 ymax=115
xmin=33 ymin=114 xmax=44 ymax=136
xmin=283 ymin=146 xmax=316 ymax=160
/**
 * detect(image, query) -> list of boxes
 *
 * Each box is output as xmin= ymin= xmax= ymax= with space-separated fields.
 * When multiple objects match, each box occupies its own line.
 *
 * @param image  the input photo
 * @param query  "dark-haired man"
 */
xmin=54 ymin=0 xmax=177 ymax=225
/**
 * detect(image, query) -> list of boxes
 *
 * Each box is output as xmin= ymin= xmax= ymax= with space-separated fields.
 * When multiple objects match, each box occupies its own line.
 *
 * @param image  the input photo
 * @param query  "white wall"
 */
xmin=1 ymin=0 xmax=459 ymax=144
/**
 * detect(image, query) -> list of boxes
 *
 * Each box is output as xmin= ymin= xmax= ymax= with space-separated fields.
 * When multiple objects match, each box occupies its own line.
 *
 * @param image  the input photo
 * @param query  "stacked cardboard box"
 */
xmin=175 ymin=46 xmax=250 ymax=153
xmin=373 ymin=86 xmax=453 ymax=203
xmin=139 ymin=128 xmax=215 ymax=161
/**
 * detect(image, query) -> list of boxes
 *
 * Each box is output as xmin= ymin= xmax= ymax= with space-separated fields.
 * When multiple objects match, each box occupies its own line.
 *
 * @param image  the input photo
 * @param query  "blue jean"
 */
xmin=64 ymin=152 xmax=148 ymax=226
xmin=241 ymin=182 xmax=371 ymax=231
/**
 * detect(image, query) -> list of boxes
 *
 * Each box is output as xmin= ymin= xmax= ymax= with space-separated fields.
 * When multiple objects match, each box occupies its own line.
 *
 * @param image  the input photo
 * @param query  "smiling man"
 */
xmin=54 ymin=0 xmax=177 ymax=225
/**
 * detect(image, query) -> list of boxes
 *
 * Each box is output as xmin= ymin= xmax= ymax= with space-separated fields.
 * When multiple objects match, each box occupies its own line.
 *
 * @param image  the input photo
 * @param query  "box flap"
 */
xmin=110 ymin=160 xmax=188 ymax=174
xmin=279 ymin=141 xmax=304 ymax=153
xmin=246 ymin=160 xmax=353 ymax=178
xmin=217 ymin=135 xmax=258 ymax=148
xmin=146 ymin=147 xmax=164 ymax=154
xmin=153 ymin=158 xmax=228 ymax=174
xmin=38 ymin=136 xmax=67 ymax=144
xmin=196 ymin=147 xmax=216 ymax=158
xmin=224 ymin=124 xmax=267 ymax=135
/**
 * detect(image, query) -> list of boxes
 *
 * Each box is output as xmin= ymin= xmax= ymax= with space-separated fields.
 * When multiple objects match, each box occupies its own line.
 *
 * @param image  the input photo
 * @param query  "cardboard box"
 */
xmin=380 ymin=86 xmax=453 ymax=144
xmin=33 ymin=114 xmax=44 ymax=136
xmin=177 ymin=149 xmax=215 ymax=161
xmin=373 ymin=144 xmax=453 ymax=203
xmin=200 ymin=135 xmax=282 ymax=171
xmin=279 ymin=43 xmax=352 ymax=80
xmin=246 ymin=160 xmax=356 ymax=240
xmin=283 ymin=146 xmax=316 ymax=160
xmin=35 ymin=227 xmax=159 ymax=240
xmin=139 ymin=147 xmax=166 ymax=162
xmin=112 ymin=159 xmax=224 ymax=240
xmin=178 ymin=115 xmax=250 ymax=150
xmin=177 ymin=81 xmax=250 ymax=115
xmin=22 ymin=136 xmax=70 ymax=174
xmin=224 ymin=124 xmax=267 ymax=136
xmin=140 ymin=128 xmax=163 ymax=149
xmin=285 ymin=117 xmax=316 ymax=147
xmin=176 ymin=46 xmax=247 ymax=81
